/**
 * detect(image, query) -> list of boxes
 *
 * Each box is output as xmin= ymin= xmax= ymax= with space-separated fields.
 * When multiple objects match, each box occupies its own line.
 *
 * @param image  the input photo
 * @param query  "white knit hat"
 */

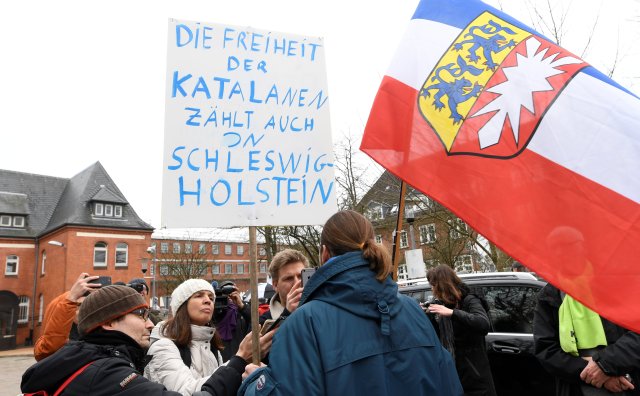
xmin=170 ymin=279 xmax=215 ymax=316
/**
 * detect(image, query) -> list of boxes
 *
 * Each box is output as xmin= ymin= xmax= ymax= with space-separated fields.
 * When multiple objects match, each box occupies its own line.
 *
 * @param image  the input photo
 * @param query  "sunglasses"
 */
xmin=130 ymin=308 xmax=150 ymax=321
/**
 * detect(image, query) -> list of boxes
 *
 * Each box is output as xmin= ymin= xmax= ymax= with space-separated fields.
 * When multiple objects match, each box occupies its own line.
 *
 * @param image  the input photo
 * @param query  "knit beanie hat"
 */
xmin=77 ymin=285 xmax=147 ymax=335
xmin=170 ymin=279 xmax=215 ymax=316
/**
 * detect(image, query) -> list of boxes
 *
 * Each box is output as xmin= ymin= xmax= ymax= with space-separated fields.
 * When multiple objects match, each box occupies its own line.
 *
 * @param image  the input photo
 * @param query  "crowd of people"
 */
xmin=19 ymin=210 xmax=640 ymax=395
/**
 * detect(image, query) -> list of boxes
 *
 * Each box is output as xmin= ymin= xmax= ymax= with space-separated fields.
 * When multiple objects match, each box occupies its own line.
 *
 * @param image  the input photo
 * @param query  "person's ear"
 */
xmin=101 ymin=319 xmax=120 ymax=331
xmin=321 ymin=245 xmax=330 ymax=264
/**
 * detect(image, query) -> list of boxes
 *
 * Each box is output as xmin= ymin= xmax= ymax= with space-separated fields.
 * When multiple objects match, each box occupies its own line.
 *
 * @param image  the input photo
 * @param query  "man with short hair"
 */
xmin=259 ymin=249 xmax=309 ymax=324
xmin=33 ymin=272 xmax=101 ymax=361
xmin=22 ymin=285 xmax=247 ymax=395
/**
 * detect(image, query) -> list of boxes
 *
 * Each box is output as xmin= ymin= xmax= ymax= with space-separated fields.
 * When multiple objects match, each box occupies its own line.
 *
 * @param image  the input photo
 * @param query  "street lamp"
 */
xmin=146 ymin=246 xmax=157 ymax=309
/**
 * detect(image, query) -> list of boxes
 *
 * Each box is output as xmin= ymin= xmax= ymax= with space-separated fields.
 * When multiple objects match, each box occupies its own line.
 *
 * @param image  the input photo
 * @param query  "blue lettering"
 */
xmin=185 ymin=107 xmax=201 ymax=126
xmin=172 ymin=71 xmax=191 ymax=97
xmin=311 ymin=179 xmax=333 ymax=204
xmin=175 ymin=24 xmax=193 ymax=47
xmin=257 ymin=178 xmax=270 ymax=202
xmin=248 ymin=151 xmax=260 ymax=170
xmin=168 ymin=146 xmax=186 ymax=170
xmin=210 ymin=180 xmax=231 ymax=206
xmin=178 ymin=177 xmax=201 ymax=206
xmin=237 ymin=180 xmax=255 ymax=205
xmin=226 ymin=151 xmax=243 ymax=172
xmin=287 ymin=178 xmax=300 ymax=204
xmin=187 ymin=148 xmax=200 ymax=171
xmin=205 ymin=149 xmax=219 ymax=171
xmin=264 ymin=150 xmax=275 ymax=171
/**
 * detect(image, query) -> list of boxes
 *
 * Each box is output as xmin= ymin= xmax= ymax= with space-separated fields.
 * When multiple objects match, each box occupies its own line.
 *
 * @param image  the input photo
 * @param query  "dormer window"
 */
xmin=93 ymin=202 xmax=123 ymax=218
xmin=0 ymin=214 xmax=26 ymax=228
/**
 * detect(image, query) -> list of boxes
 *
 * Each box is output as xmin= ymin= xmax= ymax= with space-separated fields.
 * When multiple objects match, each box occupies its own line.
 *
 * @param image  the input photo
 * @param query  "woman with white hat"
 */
xmin=144 ymin=279 xmax=270 ymax=396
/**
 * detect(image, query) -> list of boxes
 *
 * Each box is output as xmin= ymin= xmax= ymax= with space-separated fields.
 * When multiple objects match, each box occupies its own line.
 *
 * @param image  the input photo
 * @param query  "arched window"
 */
xmin=38 ymin=294 xmax=44 ymax=323
xmin=41 ymin=251 xmax=46 ymax=275
xmin=94 ymin=242 xmax=107 ymax=267
xmin=115 ymin=243 xmax=128 ymax=267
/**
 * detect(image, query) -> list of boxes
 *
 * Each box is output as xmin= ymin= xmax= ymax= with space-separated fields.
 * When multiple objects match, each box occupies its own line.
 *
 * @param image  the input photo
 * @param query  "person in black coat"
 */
xmin=214 ymin=280 xmax=252 ymax=362
xmin=426 ymin=264 xmax=497 ymax=396
xmin=534 ymin=284 xmax=640 ymax=395
xmin=21 ymin=285 xmax=248 ymax=396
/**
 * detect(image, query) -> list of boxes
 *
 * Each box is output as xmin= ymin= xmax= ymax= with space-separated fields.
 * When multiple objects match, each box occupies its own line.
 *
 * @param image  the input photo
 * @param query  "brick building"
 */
xmin=0 ymin=163 xmax=272 ymax=350
xmin=0 ymin=163 xmax=154 ymax=350
xmin=149 ymin=229 xmax=270 ymax=310
xmin=359 ymin=171 xmax=485 ymax=280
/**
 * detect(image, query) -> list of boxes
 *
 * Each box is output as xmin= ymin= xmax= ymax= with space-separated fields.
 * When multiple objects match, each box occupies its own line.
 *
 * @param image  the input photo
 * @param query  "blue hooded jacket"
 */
xmin=239 ymin=251 xmax=462 ymax=396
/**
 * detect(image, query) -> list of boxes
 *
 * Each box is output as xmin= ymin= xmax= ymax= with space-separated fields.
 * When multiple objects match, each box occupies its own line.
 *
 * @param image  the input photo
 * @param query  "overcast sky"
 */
xmin=1 ymin=0 xmax=638 ymax=229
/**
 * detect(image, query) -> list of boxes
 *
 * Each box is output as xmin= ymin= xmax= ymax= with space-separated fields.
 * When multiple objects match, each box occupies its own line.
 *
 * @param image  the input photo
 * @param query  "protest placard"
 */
xmin=162 ymin=19 xmax=336 ymax=227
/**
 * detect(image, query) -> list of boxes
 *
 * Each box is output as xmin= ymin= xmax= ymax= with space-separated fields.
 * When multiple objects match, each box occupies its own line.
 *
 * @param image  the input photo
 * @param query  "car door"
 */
xmin=479 ymin=284 xmax=554 ymax=396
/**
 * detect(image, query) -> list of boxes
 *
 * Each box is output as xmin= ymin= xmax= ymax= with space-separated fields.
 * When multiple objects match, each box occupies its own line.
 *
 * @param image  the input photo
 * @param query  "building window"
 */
xmin=114 ymin=205 xmax=123 ymax=217
xmin=160 ymin=242 xmax=169 ymax=254
xmin=41 ymin=251 xmax=46 ymax=275
xmin=159 ymin=265 xmax=169 ymax=276
xmin=13 ymin=216 xmax=25 ymax=227
xmin=399 ymin=231 xmax=408 ymax=249
xmin=454 ymin=255 xmax=473 ymax=273
xmin=5 ymin=255 xmax=18 ymax=275
xmin=259 ymin=262 xmax=267 ymax=273
xmin=375 ymin=234 xmax=382 ymax=244
xmin=419 ymin=224 xmax=437 ymax=244
xmin=115 ymin=243 xmax=128 ymax=267
xmin=185 ymin=243 xmax=192 ymax=254
xmin=225 ymin=245 xmax=232 ymax=255
xmin=172 ymin=243 xmax=181 ymax=254
xmin=212 ymin=244 xmax=219 ymax=255
xmin=94 ymin=203 xmax=104 ymax=216
xmin=259 ymin=247 xmax=266 ymax=256
xmin=237 ymin=263 xmax=245 ymax=274
xmin=0 ymin=215 xmax=11 ymax=227
xmin=449 ymin=219 xmax=467 ymax=239
xmin=39 ymin=294 xmax=44 ymax=323
xmin=237 ymin=245 xmax=244 ymax=255
xmin=199 ymin=244 xmax=206 ymax=254
xmin=225 ymin=263 xmax=233 ymax=274
xmin=212 ymin=264 xmax=220 ymax=275
xmin=93 ymin=242 xmax=107 ymax=267
xmin=18 ymin=296 xmax=29 ymax=324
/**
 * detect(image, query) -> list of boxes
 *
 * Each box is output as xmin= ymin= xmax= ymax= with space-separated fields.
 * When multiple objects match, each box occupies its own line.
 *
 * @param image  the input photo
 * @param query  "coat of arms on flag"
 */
xmin=361 ymin=0 xmax=640 ymax=333
xmin=419 ymin=11 xmax=587 ymax=158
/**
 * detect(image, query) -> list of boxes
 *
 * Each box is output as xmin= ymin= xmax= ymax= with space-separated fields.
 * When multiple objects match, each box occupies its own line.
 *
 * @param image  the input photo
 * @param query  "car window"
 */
xmin=480 ymin=286 xmax=539 ymax=333
xmin=404 ymin=289 xmax=433 ymax=305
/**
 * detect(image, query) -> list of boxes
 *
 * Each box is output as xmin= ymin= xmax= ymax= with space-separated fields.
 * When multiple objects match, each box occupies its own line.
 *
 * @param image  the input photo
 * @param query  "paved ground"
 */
xmin=0 ymin=355 xmax=36 ymax=395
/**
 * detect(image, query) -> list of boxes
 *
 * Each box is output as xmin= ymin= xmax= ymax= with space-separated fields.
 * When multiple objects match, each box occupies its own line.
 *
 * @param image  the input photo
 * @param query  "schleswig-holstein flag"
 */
xmin=361 ymin=0 xmax=640 ymax=331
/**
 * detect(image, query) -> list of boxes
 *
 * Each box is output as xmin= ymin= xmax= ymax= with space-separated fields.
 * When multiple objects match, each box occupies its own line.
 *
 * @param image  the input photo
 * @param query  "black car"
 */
xmin=398 ymin=272 xmax=554 ymax=396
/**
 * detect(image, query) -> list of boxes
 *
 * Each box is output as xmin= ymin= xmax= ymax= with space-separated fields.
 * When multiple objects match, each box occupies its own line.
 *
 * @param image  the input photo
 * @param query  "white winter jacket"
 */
xmin=144 ymin=324 xmax=224 ymax=396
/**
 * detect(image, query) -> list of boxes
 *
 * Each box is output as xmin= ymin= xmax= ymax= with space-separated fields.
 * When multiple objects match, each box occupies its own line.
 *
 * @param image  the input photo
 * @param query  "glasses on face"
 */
xmin=130 ymin=308 xmax=150 ymax=321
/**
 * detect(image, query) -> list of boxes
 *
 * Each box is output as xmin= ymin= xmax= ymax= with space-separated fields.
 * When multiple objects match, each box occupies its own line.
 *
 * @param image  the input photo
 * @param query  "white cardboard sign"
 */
xmin=162 ymin=19 xmax=336 ymax=227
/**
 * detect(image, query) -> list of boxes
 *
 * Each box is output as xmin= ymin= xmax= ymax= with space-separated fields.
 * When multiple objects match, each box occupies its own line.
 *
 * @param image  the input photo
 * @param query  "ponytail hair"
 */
xmin=321 ymin=210 xmax=391 ymax=281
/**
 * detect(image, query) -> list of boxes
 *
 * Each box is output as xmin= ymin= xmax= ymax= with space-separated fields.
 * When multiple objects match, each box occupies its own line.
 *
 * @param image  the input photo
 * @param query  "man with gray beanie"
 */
xmin=21 ymin=285 xmax=247 ymax=396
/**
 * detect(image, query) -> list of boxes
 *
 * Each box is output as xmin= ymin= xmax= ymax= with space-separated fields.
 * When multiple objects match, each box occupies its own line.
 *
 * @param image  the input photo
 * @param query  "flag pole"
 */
xmin=391 ymin=180 xmax=407 ymax=281
xmin=249 ymin=225 xmax=260 ymax=364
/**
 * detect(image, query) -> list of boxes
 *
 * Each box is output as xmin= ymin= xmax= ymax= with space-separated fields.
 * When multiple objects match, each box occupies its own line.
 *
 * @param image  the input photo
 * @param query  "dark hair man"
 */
xmin=22 ymin=285 xmax=247 ymax=396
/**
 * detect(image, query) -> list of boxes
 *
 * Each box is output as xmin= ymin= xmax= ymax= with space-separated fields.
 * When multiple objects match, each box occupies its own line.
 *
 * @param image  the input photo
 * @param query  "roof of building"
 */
xmin=0 ymin=162 xmax=153 ymax=238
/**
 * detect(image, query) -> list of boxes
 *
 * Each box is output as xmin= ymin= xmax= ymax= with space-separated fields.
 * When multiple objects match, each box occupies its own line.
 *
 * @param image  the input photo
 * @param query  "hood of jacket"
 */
xmin=21 ymin=330 xmax=145 ymax=393
xmin=299 ymin=251 xmax=401 ymax=324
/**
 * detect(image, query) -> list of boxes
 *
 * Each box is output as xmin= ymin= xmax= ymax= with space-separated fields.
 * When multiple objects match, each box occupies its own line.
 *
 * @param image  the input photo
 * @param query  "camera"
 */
xmin=213 ymin=284 xmax=236 ymax=310
xmin=127 ymin=283 xmax=146 ymax=293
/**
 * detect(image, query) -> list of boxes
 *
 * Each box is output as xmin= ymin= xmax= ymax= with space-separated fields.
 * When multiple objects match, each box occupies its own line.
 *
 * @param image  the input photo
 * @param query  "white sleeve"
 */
xmin=144 ymin=338 xmax=210 ymax=396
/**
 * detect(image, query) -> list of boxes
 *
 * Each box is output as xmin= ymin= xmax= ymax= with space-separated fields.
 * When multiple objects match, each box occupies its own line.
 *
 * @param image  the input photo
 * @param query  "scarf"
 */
xmin=559 ymin=294 xmax=607 ymax=356
xmin=215 ymin=302 xmax=238 ymax=342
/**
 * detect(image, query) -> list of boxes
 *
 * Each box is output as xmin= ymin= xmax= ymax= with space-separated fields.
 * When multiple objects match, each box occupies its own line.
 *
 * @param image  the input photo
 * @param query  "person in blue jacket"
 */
xmin=239 ymin=210 xmax=463 ymax=396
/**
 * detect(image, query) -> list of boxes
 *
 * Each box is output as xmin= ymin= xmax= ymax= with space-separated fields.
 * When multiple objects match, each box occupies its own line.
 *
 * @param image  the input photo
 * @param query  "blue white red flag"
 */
xmin=361 ymin=0 xmax=640 ymax=331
